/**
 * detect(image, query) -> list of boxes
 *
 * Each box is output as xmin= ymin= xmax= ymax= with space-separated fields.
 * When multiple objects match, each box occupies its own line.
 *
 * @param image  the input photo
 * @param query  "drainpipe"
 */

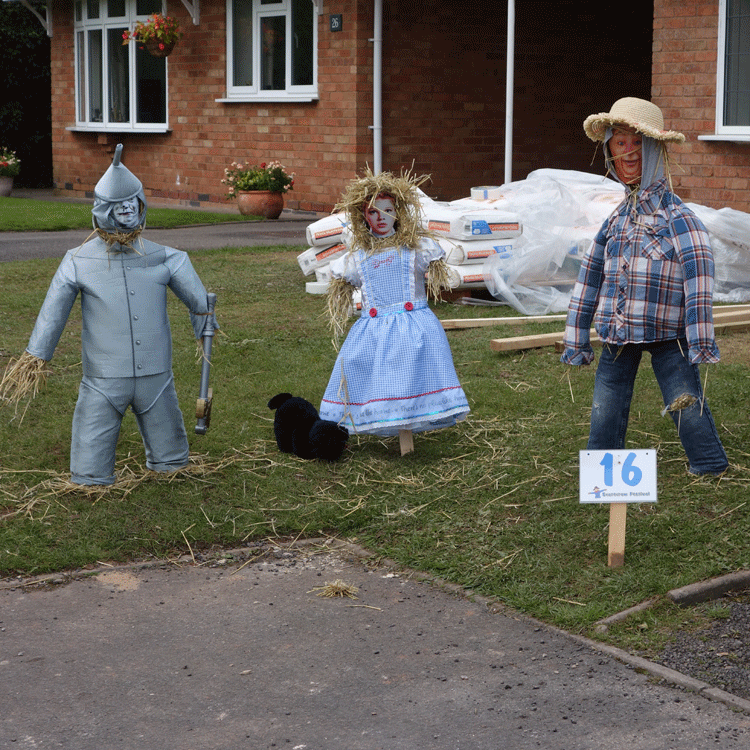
xmin=371 ymin=0 xmax=383 ymax=174
xmin=504 ymin=0 xmax=515 ymax=185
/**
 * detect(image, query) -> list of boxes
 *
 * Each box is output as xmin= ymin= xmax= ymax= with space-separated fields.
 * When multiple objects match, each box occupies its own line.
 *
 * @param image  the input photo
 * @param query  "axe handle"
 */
xmin=195 ymin=293 xmax=217 ymax=435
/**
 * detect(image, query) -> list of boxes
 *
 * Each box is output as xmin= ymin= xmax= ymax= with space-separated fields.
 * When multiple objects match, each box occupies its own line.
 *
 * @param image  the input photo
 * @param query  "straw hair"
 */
xmin=584 ymin=97 xmax=685 ymax=144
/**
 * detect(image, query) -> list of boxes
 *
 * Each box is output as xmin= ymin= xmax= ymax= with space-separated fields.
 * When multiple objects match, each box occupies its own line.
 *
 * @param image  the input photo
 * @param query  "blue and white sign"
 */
xmin=579 ymin=449 xmax=657 ymax=504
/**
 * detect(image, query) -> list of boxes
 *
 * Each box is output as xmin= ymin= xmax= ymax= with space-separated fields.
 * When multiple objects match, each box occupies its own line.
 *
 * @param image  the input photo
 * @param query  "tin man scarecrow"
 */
xmin=1 ymin=144 xmax=217 ymax=485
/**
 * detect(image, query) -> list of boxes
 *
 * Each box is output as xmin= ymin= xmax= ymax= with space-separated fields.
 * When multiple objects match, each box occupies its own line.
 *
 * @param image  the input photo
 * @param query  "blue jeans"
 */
xmin=587 ymin=339 xmax=728 ymax=476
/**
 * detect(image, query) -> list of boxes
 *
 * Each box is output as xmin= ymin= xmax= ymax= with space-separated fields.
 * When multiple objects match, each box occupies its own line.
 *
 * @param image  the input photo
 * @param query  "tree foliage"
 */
xmin=0 ymin=1 xmax=52 ymax=187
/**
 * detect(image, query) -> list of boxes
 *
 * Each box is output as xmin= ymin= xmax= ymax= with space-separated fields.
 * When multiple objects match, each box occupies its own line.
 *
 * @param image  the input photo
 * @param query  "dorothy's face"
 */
xmin=364 ymin=196 xmax=397 ymax=237
xmin=112 ymin=198 xmax=140 ymax=229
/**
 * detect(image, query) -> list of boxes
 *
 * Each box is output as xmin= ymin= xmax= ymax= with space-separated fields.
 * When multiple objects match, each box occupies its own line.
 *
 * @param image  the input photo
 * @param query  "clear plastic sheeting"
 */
xmin=479 ymin=170 xmax=622 ymax=314
xmin=687 ymin=203 xmax=750 ymax=303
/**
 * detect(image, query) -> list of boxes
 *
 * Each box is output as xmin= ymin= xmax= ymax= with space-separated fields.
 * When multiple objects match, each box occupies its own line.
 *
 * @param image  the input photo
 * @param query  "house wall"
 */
xmin=381 ymin=0 xmax=653 ymax=201
xmin=49 ymin=0 xmax=655 ymax=212
xmin=653 ymin=0 xmax=750 ymax=211
xmin=50 ymin=0 xmax=374 ymax=213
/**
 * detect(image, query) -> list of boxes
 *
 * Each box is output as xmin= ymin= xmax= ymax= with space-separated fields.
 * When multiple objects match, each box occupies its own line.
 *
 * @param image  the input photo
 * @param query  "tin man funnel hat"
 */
xmin=92 ymin=143 xmax=147 ymax=230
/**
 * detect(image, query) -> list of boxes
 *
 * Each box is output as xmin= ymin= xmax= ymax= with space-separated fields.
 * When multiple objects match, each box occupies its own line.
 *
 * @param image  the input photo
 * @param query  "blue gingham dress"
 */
xmin=320 ymin=238 xmax=470 ymax=436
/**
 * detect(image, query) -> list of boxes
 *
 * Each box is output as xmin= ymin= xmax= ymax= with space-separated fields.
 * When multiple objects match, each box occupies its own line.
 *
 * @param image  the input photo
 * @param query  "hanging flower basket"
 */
xmin=145 ymin=38 xmax=176 ymax=57
xmin=123 ymin=14 xmax=182 ymax=58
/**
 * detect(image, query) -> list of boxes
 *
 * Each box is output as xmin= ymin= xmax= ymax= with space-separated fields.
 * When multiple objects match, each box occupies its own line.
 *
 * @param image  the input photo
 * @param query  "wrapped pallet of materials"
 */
xmin=305 ymin=213 xmax=348 ymax=247
xmin=445 ymin=264 xmax=488 ymax=290
xmin=470 ymin=186 xmax=503 ymax=200
xmin=437 ymin=237 xmax=514 ymax=266
xmin=315 ymin=264 xmax=332 ymax=284
xmin=421 ymin=202 xmax=522 ymax=240
xmin=305 ymin=281 xmax=330 ymax=294
xmin=297 ymin=242 xmax=347 ymax=276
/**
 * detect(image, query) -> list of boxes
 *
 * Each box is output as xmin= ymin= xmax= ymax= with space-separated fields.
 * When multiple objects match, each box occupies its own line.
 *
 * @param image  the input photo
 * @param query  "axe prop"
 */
xmin=195 ymin=292 xmax=217 ymax=435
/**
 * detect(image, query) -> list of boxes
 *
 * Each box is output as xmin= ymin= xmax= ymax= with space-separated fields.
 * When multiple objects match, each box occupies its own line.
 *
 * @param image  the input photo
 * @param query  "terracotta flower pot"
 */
xmin=236 ymin=190 xmax=285 ymax=219
xmin=145 ymin=38 xmax=176 ymax=57
xmin=0 ymin=176 xmax=13 ymax=197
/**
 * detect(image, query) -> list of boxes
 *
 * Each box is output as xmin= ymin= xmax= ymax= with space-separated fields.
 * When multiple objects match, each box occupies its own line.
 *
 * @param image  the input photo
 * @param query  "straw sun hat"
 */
xmin=583 ymin=97 xmax=685 ymax=144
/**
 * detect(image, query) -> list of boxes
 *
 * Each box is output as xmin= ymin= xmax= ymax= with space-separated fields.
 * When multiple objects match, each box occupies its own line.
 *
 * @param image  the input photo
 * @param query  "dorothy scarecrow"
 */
xmin=0 ymin=144 xmax=216 ymax=485
xmin=319 ymin=169 xmax=470 ymax=454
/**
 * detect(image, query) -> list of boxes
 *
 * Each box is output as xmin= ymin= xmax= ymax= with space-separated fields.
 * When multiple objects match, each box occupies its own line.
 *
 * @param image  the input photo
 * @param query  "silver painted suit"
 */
xmin=26 ymin=236 xmax=211 ymax=484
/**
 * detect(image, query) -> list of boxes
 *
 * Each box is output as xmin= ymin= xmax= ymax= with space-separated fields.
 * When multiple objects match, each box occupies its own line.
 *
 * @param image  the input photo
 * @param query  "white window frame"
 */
xmin=220 ymin=0 xmax=318 ymax=103
xmin=72 ymin=0 xmax=170 ymax=133
xmin=713 ymin=0 xmax=750 ymax=138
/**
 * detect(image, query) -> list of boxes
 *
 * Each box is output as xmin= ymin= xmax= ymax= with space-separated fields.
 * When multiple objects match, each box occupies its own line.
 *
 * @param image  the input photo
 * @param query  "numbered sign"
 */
xmin=579 ymin=449 xmax=657 ymax=504
xmin=330 ymin=14 xmax=343 ymax=32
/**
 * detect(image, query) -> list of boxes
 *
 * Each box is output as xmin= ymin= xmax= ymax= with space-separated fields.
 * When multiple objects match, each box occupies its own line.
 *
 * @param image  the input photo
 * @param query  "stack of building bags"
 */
xmin=297 ymin=190 xmax=524 ymax=309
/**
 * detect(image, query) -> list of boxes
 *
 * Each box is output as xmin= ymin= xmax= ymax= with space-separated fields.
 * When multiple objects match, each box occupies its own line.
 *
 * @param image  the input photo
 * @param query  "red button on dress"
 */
xmin=369 ymin=308 xmax=377 ymax=317
xmin=404 ymin=302 xmax=414 ymax=311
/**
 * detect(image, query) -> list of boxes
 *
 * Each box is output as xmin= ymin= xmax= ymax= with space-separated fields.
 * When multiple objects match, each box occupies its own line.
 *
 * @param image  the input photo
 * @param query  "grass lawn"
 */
xmin=1 ymin=243 xmax=749 ymax=660
xmin=0 ymin=196 xmax=257 ymax=231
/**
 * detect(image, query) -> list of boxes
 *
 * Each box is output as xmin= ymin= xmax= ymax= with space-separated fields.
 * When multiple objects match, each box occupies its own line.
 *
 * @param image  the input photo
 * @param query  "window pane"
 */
xmin=136 ymin=46 xmax=166 ymax=123
xmin=261 ymin=15 xmax=286 ymax=90
xmin=108 ymin=0 xmax=126 ymax=17
xmin=724 ymin=0 xmax=750 ymax=126
xmin=136 ymin=0 xmax=162 ymax=15
xmin=291 ymin=0 xmax=313 ymax=86
xmin=75 ymin=1 xmax=83 ymax=23
xmin=108 ymin=28 xmax=129 ymax=122
xmin=233 ymin=0 xmax=253 ymax=87
xmin=77 ymin=31 xmax=86 ymax=121
xmin=88 ymin=30 xmax=103 ymax=122
xmin=87 ymin=0 xmax=100 ymax=19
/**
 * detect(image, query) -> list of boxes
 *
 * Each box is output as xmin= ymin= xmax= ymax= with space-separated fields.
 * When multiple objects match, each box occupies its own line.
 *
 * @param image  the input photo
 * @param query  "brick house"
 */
xmin=28 ymin=0 xmax=750 ymax=212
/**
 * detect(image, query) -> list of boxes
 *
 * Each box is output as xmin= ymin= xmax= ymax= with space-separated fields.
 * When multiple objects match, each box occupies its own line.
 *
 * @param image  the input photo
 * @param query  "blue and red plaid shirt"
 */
xmin=561 ymin=178 xmax=719 ymax=365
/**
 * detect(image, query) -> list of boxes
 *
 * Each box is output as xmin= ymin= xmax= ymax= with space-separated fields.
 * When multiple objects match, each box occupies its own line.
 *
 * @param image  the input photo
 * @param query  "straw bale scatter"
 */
xmin=308 ymin=579 xmax=359 ymax=599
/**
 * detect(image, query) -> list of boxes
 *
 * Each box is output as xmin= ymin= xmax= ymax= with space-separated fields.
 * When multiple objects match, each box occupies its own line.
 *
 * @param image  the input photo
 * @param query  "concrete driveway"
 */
xmin=2 ymin=541 xmax=750 ymax=750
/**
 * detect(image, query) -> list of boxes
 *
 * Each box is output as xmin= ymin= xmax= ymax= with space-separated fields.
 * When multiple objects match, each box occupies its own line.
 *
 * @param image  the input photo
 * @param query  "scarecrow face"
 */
xmin=112 ymin=198 xmax=140 ymax=229
xmin=364 ymin=195 xmax=397 ymax=237
xmin=609 ymin=126 xmax=642 ymax=185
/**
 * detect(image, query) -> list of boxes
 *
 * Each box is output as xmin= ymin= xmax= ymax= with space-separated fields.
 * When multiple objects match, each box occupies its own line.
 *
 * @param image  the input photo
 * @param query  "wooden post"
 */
xmin=399 ymin=429 xmax=414 ymax=456
xmin=608 ymin=502 xmax=628 ymax=568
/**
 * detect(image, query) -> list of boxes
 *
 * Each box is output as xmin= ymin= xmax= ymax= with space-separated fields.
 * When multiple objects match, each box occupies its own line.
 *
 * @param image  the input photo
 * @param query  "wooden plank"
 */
xmin=715 ymin=319 xmax=750 ymax=335
xmin=488 ymin=332 xmax=562 ymax=351
xmin=446 ymin=306 xmax=750 ymax=333
xmin=490 ymin=312 xmax=750 ymax=353
xmin=441 ymin=313 xmax=567 ymax=330
xmin=712 ymin=309 xmax=750 ymax=324
xmin=490 ymin=330 xmax=587 ymax=352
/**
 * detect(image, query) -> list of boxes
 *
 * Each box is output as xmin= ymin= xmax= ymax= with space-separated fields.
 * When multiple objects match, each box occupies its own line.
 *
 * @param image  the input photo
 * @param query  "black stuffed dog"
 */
xmin=267 ymin=393 xmax=349 ymax=461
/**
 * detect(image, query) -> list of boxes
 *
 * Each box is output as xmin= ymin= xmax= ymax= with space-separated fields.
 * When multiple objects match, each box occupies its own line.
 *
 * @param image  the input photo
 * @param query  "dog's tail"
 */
xmin=267 ymin=392 xmax=293 ymax=410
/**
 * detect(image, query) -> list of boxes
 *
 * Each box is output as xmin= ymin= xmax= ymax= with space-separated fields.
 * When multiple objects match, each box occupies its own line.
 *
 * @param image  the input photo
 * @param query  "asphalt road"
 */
xmin=0 ymin=217 xmax=311 ymax=262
